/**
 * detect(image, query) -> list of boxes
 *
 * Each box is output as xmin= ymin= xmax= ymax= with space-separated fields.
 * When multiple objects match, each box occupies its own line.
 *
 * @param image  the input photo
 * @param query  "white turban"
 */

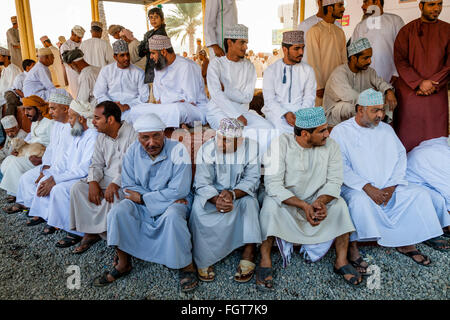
xmin=70 ymin=100 xmax=94 ymax=126
xmin=133 ymin=113 xmax=166 ymax=133
xmin=1 ymin=115 xmax=18 ymax=129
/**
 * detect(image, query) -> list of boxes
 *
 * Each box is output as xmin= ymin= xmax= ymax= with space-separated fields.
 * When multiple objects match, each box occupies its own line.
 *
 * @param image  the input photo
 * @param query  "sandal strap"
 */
xmin=335 ymin=264 xmax=360 ymax=278
xmin=256 ymin=267 xmax=273 ymax=282
xmin=238 ymin=259 xmax=255 ymax=274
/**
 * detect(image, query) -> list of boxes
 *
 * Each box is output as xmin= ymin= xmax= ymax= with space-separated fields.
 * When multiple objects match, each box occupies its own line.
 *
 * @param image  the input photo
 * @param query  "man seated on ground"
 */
xmin=0 ymin=47 xmax=22 ymax=117
xmin=3 ymin=59 xmax=35 ymax=117
xmin=70 ymin=101 xmax=137 ymax=254
xmin=330 ymin=88 xmax=445 ymax=270
xmin=0 ymin=95 xmax=53 ymax=205
xmin=206 ymin=24 xmax=274 ymax=155
xmin=93 ymin=39 xmax=149 ymax=123
xmin=262 ymin=30 xmax=316 ymax=134
xmin=406 ymin=136 xmax=450 ymax=249
xmin=189 ymin=118 xmax=262 ymax=283
xmin=92 ymin=113 xmax=198 ymax=293
xmin=0 ymin=115 xmax=27 ymax=163
xmin=62 ymin=48 xmax=100 ymax=105
xmin=257 ymin=107 xmax=358 ymax=291
xmin=128 ymin=35 xmax=208 ymax=128
xmin=23 ymin=48 xmax=64 ymax=101
xmin=16 ymin=92 xmax=72 ymax=223
xmin=323 ymin=37 xmax=397 ymax=126
xmin=26 ymin=99 xmax=97 ymax=248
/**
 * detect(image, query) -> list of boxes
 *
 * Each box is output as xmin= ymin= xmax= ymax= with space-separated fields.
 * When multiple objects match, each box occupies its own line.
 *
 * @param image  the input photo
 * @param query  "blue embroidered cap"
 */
xmin=295 ymin=107 xmax=327 ymax=129
xmin=357 ymin=88 xmax=384 ymax=107
xmin=348 ymin=37 xmax=371 ymax=57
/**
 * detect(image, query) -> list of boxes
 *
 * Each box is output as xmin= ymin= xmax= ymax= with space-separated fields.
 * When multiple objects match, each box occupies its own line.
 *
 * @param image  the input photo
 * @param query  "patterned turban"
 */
xmin=48 ymin=91 xmax=73 ymax=106
xmin=224 ymin=24 xmax=248 ymax=40
xmin=22 ymin=95 xmax=50 ymax=119
xmin=295 ymin=107 xmax=327 ymax=129
xmin=348 ymin=37 xmax=372 ymax=57
xmin=357 ymin=88 xmax=384 ymax=107
xmin=113 ymin=40 xmax=129 ymax=54
xmin=282 ymin=30 xmax=304 ymax=45
xmin=91 ymin=21 xmax=103 ymax=29
xmin=119 ymin=29 xmax=137 ymax=42
xmin=217 ymin=118 xmax=244 ymax=138
xmin=148 ymin=35 xmax=172 ymax=51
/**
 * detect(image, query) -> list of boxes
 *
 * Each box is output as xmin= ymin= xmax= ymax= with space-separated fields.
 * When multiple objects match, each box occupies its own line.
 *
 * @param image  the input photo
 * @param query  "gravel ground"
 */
xmin=0 ymin=189 xmax=448 ymax=300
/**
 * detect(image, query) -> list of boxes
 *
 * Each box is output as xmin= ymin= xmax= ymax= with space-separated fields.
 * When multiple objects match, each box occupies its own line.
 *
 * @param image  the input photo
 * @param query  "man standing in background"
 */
xmin=6 ymin=16 xmax=22 ymax=70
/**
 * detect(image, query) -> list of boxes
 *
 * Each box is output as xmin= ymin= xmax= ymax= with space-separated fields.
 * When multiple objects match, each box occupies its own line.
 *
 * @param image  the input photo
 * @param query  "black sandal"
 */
xmin=73 ymin=237 xmax=101 ymax=254
xmin=423 ymin=237 xmax=450 ymax=252
xmin=26 ymin=217 xmax=45 ymax=226
xmin=348 ymin=256 xmax=373 ymax=277
xmin=6 ymin=196 xmax=16 ymax=203
xmin=333 ymin=264 xmax=362 ymax=286
xmin=4 ymin=204 xmax=25 ymax=214
xmin=41 ymin=224 xmax=56 ymax=235
xmin=55 ymin=234 xmax=82 ymax=248
xmin=93 ymin=267 xmax=132 ymax=287
xmin=396 ymin=248 xmax=431 ymax=266
xmin=255 ymin=267 xmax=274 ymax=292
xmin=179 ymin=270 xmax=199 ymax=293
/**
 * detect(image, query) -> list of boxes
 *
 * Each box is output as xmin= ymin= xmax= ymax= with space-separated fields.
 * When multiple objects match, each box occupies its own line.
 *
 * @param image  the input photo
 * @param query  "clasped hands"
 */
xmin=416 ymin=79 xmax=439 ymax=96
xmin=363 ymin=183 xmax=396 ymax=206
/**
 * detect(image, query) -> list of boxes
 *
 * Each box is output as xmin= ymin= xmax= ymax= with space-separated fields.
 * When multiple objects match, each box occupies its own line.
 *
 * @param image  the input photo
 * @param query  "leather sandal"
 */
xmin=198 ymin=266 xmax=215 ymax=282
xmin=234 ymin=259 xmax=255 ymax=283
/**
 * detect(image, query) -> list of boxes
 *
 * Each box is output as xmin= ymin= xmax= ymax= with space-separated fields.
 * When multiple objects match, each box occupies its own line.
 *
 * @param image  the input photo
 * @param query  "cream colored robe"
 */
xmin=323 ymin=64 xmax=394 ymax=126
xmin=48 ymin=45 xmax=67 ymax=88
xmin=260 ymin=134 xmax=355 ymax=245
xmin=69 ymin=121 xmax=137 ymax=234
xmin=306 ymin=20 xmax=347 ymax=106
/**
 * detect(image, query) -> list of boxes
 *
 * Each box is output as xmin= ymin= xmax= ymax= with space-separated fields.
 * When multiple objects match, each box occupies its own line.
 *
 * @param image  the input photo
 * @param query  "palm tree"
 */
xmin=165 ymin=3 xmax=202 ymax=56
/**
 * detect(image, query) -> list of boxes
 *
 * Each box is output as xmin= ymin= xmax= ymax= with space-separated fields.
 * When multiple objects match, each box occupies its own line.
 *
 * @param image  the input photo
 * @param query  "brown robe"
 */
xmin=393 ymin=18 xmax=449 ymax=152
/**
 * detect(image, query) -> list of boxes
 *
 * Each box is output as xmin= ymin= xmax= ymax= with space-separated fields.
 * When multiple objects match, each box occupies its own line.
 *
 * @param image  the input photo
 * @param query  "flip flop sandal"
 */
xmin=6 ymin=196 xmax=16 ymax=203
xmin=333 ymin=264 xmax=362 ymax=287
xmin=198 ymin=266 xmax=215 ymax=282
xmin=348 ymin=256 xmax=373 ymax=277
xmin=3 ymin=204 xmax=24 ymax=214
xmin=255 ymin=267 xmax=274 ymax=292
xmin=73 ymin=237 xmax=101 ymax=254
xmin=179 ymin=270 xmax=199 ymax=293
xmin=26 ymin=217 xmax=45 ymax=226
xmin=41 ymin=224 xmax=57 ymax=235
xmin=396 ymin=248 xmax=431 ymax=266
xmin=423 ymin=237 xmax=450 ymax=252
xmin=55 ymin=235 xmax=82 ymax=248
xmin=234 ymin=259 xmax=256 ymax=283
xmin=93 ymin=267 xmax=132 ymax=287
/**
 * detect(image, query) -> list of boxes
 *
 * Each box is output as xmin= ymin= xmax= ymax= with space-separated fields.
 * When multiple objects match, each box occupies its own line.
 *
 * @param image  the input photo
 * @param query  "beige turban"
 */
xmin=70 ymin=100 xmax=94 ymax=120
xmin=72 ymin=25 xmax=86 ymax=38
xmin=108 ymin=25 xmax=124 ymax=36
xmin=38 ymin=47 xmax=53 ymax=57
xmin=58 ymin=36 xmax=66 ymax=44
xmin=1 ymin=115 xmax=18 ymax=129
xmin=0 ymin=47 xmax=10 ymax=56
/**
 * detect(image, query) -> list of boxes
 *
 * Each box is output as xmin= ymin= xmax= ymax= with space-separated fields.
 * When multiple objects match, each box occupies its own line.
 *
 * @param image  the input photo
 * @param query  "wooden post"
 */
xmin=300 ymin=0 xmax=305 ymax=22
xmin=14 ymin=0 xmax=36 ymax=60
xmin=91 ymin=0 xmax=100 ymax=21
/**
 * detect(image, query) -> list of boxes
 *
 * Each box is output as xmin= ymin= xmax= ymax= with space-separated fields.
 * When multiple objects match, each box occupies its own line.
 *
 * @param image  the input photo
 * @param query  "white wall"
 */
xmin=340 ymin=0 xmax=450 ymax=39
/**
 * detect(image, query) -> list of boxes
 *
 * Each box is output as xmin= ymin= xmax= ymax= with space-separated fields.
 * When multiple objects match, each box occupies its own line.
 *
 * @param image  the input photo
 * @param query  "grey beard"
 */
xmin=71 ymin=120 xmax=84 ymax=137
